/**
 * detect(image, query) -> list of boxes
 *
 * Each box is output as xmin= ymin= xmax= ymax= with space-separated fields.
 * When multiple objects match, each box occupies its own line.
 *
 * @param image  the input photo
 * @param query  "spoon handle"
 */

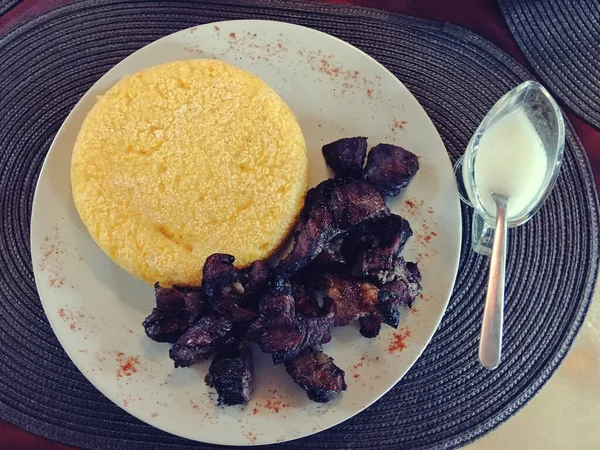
xmin=479 ymin=194 xmax=508 ymax=370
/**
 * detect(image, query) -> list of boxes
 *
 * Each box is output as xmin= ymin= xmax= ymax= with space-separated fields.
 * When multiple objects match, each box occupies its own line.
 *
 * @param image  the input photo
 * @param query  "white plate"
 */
xmin=30 ymin=20 xmax=461 ymax=446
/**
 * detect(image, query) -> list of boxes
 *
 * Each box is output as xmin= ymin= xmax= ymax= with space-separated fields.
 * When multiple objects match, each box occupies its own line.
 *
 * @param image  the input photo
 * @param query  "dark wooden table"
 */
xmin=1 ymin=0 xmax=598 ymax=448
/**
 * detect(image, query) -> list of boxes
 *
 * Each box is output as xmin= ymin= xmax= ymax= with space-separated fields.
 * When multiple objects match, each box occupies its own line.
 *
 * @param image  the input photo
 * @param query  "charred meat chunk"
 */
xmin=237 ymin=260 xmax=270 ymax=305
xmin=269 ymin=315 xmax=333 ymax=365
xmin=311 ymin=273 xmax=380 ymax=326
xmin=392 ymin=259 xmax=423 ymax=304
xmin=201 ymin=254 xmax=239 ymax=299
xmin=285 ymin=348 xmax=347 ymax=403
xmin=312 ymin=234 xmax=357 ymax=267
xmin=248 ymin=278 xmax=333 ymax=364
xmin=302 ymin=177 xmax=352 ymax=221
xmin=276 ymin=208 xmax=337 ymax=277
xmin=200 ymin=254 xmax=269 ymax=324
xmin=142 ymin=308 xmax=189 ymax=343
xmin=169 ymin=313 xmax=233 ymax=368
xmin=376 ymin=268 xmax=422 ymax=328
xmin=322 ymin=137 xmax=367 ymax=178
xmin=359 ymin=315 xmax=382 ymax=338
xmin=291 ymin=281 xmax=320 ymax=316
xmin=206 ymin=345 xmax=254 ymax=406
xmin=278 ymin=179 xmax=388 ymax=277
xmin=329 ymin=180 xmax=390 ymax=229
xmin=311 ymin=269 xmax=421 ymax=333
xmin=362 ymin=215 xmax=413 ymax=281
xmin=278 ymin=179 xmax=345 ymax=277
xmin=142 ymin=283 xmax=206 ymax=343
xmin=364 ymin=144 xmax=419 ymax=196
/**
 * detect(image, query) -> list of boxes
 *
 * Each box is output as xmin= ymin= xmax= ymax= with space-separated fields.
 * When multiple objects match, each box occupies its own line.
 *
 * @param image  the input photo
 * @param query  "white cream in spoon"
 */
xmin=473 ymin=108 xmax=547 ymax=219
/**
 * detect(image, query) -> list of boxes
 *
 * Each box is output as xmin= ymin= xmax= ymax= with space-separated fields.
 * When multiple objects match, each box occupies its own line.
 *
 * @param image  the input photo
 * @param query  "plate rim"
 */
xmin=30 ymin=18 xmax=462 ymax=446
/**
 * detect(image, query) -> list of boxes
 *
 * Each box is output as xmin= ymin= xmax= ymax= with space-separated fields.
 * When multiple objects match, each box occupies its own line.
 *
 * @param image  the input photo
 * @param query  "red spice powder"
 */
xmin=190 ymin=401 xmax=199 ymax=409
xmin=264 ymin=399 xmax=288 ymax=413
xmin=214 ymin=26 xmax=220 ymax=31
xmin=253 ymin=407 xmax=259 ymax=415
xmin=58 ymin=308 xmax=65 ymax=318
xmin=229 ymin=32 xmax=236 ymax=39
xmin=388 ymin=329 xmax=412 ymax=353
xmin=353 ymin=373 xmax=360 ymax=379
xmin=366 ymin=88 xmax=373 ymax=98
xmin=391 ymin=119 xmax=408 ymax=132
xmin=405 ymin=199 xmax=416 ymax=208
xmin=151 ymin=412 xmax=158 ymax=418
xmin=116 ymin=352 xmax=140 ymax=379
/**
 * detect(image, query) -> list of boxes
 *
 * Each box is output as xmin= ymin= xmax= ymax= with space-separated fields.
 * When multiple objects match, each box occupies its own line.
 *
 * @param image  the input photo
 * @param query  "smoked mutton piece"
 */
xmin=206 ymin=345 xmax=254 ymax=406
xmin=363 ymin=144 xmax=419 ymax=196
xmin=285 ymin=348 xmax=347 ymax=403
xmin=322 ymin=137 xmax=368 ymax=178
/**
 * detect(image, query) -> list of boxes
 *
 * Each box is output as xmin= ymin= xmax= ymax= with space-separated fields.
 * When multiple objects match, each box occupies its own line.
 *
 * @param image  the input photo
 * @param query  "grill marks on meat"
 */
xmin=169 ymin=313 xmax=233 ymax=368
xmin=285 ymin=348 xmax=347 ymax=403
xmin=364 ymin=144 xmax=419 ymax=196
xmin=144 ymin=137 xmax=424 ymax=405
xmin=206 ymin=345 xmax=254 ymax=406
xmin=248 ymin=278 xmax=333 ymax=364
xmin=322 ymin=137 xmax=367 ymax=178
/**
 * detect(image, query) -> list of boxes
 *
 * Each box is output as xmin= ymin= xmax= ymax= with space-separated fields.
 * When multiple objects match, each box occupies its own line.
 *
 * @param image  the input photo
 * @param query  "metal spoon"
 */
xmin=479 ymin=193 xmax=508 ymax=370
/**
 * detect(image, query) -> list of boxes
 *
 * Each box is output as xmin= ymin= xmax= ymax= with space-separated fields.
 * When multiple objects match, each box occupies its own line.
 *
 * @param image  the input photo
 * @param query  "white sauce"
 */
xmin=473 ymin=108 xmax=547 ymax=219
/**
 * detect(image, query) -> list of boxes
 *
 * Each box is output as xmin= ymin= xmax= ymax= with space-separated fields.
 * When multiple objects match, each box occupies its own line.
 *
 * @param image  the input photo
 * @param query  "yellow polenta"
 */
xmin=71 ymin=59 xmax=308 ymax=286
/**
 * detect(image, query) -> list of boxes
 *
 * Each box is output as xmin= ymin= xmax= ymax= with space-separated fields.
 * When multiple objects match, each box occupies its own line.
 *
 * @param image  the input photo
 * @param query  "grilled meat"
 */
xmin=248 ymin=278 xmax=333 ymax=364
xmin=329 ymin=180 xmax=390 ymax=229
xmin=321 ymin=137 xmax=368 ymax=178
xmin=169 ymin=313 xmax=233 ymax=368
xmin=291 ymin=281 xmax=320 ymax=316
xmin=278 ymin=179 xmax=388 ymax=276
xmin=364 ymin=144 xmax=419 ymax=196
xmin=142 ymin=283 xmax=206 ymax=343
xmin=361 ymin=214 xmax=413 ymax=281
xmin=206 ymin=345 xmax=254 ymax=406
xmin=285 ymin=348 xmax=347 ymax=403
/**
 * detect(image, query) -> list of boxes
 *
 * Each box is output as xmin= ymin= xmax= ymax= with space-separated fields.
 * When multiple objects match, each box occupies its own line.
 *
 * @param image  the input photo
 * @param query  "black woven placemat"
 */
xmin=499 ymin=0 xmax=600 ymax=130
xmin=0 ymin=1 xmax=598 ymax=449
xmin=0 ymin=0 xmax=21 ymax=15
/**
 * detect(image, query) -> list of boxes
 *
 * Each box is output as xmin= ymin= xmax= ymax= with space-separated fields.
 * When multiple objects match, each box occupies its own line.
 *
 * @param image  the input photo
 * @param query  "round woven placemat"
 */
xmin=0 ymin=1 xmax=598 ymax=449
xmin=499 ymin=0 xmax=600 ymax=130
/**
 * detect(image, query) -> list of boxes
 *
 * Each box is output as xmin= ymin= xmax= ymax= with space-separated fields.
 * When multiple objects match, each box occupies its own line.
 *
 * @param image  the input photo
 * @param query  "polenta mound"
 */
xmin=71 ymin=59 xmax=308 ymax=286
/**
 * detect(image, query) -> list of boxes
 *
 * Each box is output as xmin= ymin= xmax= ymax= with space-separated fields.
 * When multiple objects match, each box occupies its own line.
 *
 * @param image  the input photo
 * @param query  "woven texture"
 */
xmin=0 ymin=0 xmax=21 ymax=15
xmin=499 ymin=0 xmax=600 ymax=130
xmin=0 ymin=1 xmax=598 ymax=449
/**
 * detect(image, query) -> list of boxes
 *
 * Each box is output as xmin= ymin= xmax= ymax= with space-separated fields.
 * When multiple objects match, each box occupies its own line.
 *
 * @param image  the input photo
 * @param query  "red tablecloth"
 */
xmin=1 ymin=0 xmax=598 ymax=448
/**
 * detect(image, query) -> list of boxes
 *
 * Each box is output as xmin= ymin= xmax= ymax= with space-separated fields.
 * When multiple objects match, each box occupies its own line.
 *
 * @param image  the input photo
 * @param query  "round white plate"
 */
xmin=30 ymin=20 xmax=461 ymax=446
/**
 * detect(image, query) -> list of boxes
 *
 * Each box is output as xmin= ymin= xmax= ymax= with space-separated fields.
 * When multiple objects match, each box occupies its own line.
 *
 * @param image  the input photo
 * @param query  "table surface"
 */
xmin=1 ymin=0 xmax=599 ymax=449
